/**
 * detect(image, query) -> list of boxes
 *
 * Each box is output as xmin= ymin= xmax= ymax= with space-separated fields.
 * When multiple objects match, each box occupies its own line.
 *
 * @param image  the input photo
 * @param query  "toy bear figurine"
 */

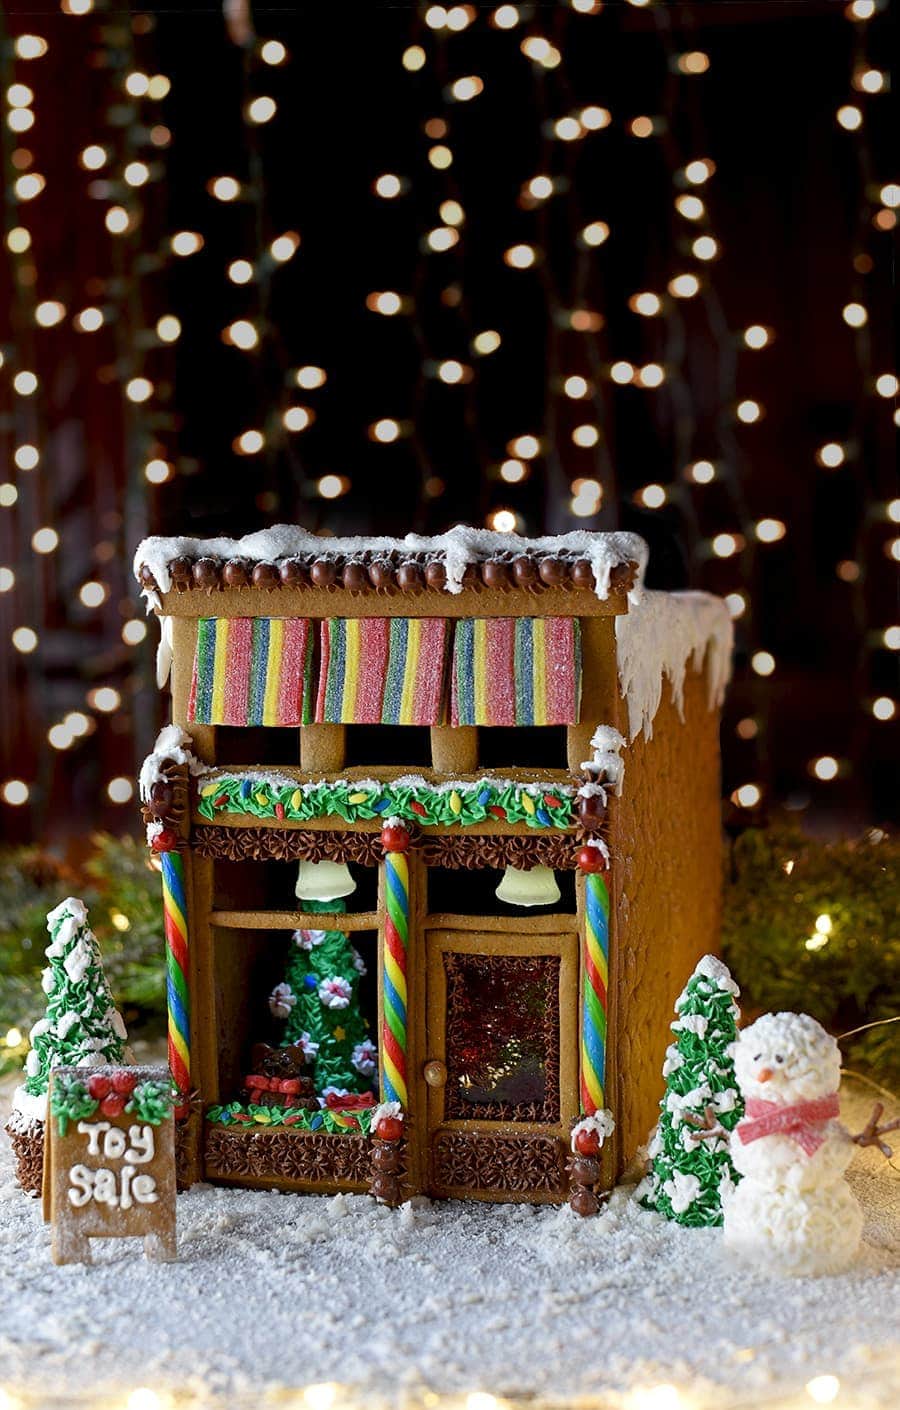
xmin=240 ymin=1041 xmax=318 ymax=1111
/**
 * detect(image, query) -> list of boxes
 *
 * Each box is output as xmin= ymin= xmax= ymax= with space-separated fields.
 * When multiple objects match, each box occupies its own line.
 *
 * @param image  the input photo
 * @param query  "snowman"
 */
xmin=723 ymin=1012 xmax=898 ymax=1276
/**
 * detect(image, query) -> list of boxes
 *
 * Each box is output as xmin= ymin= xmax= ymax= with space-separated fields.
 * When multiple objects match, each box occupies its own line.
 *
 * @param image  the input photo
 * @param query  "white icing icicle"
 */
xmin=615 ymin=589 xmax=734 ymax=741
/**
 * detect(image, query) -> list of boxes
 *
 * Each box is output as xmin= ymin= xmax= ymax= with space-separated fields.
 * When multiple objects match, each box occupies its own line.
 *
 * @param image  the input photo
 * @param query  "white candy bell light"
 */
xmin=495 ymin=865 xmax=560 ymax=907
xmin=295 ymin=860 xmax=356 ymax=903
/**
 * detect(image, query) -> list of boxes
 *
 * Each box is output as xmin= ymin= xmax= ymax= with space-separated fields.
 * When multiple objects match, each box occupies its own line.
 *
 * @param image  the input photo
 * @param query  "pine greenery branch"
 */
xmin=721 ymin=825 xmax=900 ymax=1089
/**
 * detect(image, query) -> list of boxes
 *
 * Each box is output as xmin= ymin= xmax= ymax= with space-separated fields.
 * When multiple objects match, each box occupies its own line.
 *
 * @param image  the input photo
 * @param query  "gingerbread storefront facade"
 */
xmin=134 ymin=526 xmax=732 ymax=1209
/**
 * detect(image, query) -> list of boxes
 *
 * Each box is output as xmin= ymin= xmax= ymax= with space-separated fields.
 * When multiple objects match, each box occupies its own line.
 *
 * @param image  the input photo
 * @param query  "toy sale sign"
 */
xmin=43 ymin=1065 xmax=177 ymax=1264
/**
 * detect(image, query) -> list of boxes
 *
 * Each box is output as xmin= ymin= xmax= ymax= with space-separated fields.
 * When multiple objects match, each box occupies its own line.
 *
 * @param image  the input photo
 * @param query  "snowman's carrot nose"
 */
xmin=756 ymin=1067 xmax=774 ymax=1082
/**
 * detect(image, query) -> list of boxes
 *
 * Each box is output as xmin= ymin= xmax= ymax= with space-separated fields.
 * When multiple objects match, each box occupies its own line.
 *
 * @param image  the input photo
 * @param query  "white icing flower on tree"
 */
xmin=351 ymin=1039 xmax=377 ymax=1076
xmin=268 ymin=983 xmax=297 ymax=1020
xmin=296 ymin=1031 xmax=319 ymax=1061
xmin=662 ymin=1169 xmax=701 ymax=1214
xmin=351 ymin=947 xmax=367 ymax=976
xmin=318 ymin=976 xmax=352 ymax=1009
xmin=294 ymin=928 xmax=326 ymax=951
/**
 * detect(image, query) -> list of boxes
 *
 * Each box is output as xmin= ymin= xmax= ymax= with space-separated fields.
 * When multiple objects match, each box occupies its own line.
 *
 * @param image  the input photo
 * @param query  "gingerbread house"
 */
xmin=134 ymin=526 xmax=733 ymax=1210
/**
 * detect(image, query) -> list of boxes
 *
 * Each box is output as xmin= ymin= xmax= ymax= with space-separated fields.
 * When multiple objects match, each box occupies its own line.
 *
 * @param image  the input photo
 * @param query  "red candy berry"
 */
xmin=110 ymin=1070 xmax=136 ymax=1095
xmin=381 ymin=822 xmax=411 ymax=854
xmin=374 ymin=1115 xmax=403 ymax=1142
xmin=151 ymin=828 xmax=178 ymax=854
xmin=87 ymin=1074 xmax=112 ymax=1100
xmin=577 ymin=845 xmax=606 ymax=874
xmin=574 ymin=1127 xmax=602 ymax=1156
xmin=99 ymin=1093 xmax=126 ymax=1118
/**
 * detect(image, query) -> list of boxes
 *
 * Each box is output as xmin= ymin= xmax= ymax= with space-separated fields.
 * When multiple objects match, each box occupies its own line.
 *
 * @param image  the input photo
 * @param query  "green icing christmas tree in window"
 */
xmin=639 ymin=955 xmax=743 ymax=1227
xmin=269 ymin=899 xmax=376 ymax=1100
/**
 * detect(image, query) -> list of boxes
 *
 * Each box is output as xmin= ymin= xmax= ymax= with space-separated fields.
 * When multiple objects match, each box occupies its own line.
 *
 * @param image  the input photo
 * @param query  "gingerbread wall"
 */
xmin=608 ymin=662 xmax=723 ymax=1172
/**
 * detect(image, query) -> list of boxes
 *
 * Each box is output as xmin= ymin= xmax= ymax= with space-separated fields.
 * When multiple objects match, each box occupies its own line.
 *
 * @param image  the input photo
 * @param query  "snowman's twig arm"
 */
xmin=682 ymin=1104 xmax=727 ymax=1142
xmin=852 ymin=1102 xmax=900 ymax=1157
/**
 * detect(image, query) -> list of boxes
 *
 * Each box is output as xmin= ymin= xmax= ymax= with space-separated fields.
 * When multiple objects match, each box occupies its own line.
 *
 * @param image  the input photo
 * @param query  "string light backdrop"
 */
xmin=0 ymin=0 xmax=896 ymax=845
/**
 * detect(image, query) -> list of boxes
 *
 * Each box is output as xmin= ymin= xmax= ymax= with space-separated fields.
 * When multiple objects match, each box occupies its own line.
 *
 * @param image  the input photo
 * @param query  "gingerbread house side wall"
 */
xmin=609 ymin=664 xmax=723 ymax=1173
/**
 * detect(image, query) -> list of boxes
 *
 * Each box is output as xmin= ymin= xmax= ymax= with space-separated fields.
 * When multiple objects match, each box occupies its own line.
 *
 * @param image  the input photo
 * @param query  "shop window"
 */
xmin=213 ymin=858 xmax=379 ymax=914
xmin=427 ymin=866 xmax=575 ymax=917
xmin=215 ymin=725 xmax=299 ymax=767
xmin=476 ymin=725 xmax=568 ymax=771
xmin=342 ymin=723 xmax=433 ymax=769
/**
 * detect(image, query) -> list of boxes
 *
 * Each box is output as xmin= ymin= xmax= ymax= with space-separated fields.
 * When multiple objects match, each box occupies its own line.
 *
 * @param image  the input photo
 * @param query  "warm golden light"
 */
xmin=156 ymin=315 xmax=181 ymax=343
xmin=489 ymin=509 xmax=518 ymax=533
xmin=473 ymin=329 xmax=501 ymax=355
xmin=74 ymin=305 xmax=104 ymax=333
xmin=171 ymin=230 xmax=203 ymax=256
xmin=79 ymin=581 xmax=107 ymax=608
xmin=13 ymin=371 xmax=37 ymax=396
xmin=572 ymin=424 xmax=599 ymax=448
xmin=210 ymin=175 xmax=240 ymax=202
xmin=228 ymin=259 xmax=253 ymax=284
xmin=631 ymin=292 xmax=662 ymax=316
xmin=500 ymin=458 xmax=527 ymax=483
xmin=451 ymin=76 xmax=483 ymax=102
xmin=637 ymin=483 xmax=667 ymax=508
xmin=816 ymin=442 xmax=845 ymax=469
xmin=271 ymin=232 xmax=300 ymax=261
xmin=15 ymin=35 xmax=49 ymax=59
xmin=692 ymin=235 xmax=718 ymax=261
xmin=580 ymin=105 xmax=611 ymax=130
xmin=712 ymin=533 xmax=740 ymax=558
xmin=371 ymin=418 xmax=400 ymax=443
xmin=581 ymin=221 xmax=609 ymax=247
xmin=872 ymin=696 xmax=896 ymax=721
xmin=875 ymin=373 xmax=898 ymax=397
xmin=836 ymin=104 xmax=863 ymax=131
xmin=751 ymin=650 xmax=776 ymax=677
xmin=1 ymin=780 xmax=30 ymax=806
xmin=402 ymin=45 xmax=426 ymax=71
xmin=126 ymin=377 xmax=153 ymax=403
xmin=678 ymin=51 xmax=710 ymax=75
xmin=235 ymin=429 xmax=264 ymax=455
xmin=675 ymin=194 xmax=705 ymax=220
xmin=105 ymin=206 xmax=130 ymax=235
xmin=564 ymin=375 xmax=589 ymax=399
xmin=668 ymin=273 xmax=700 ymax=298
xmin=295 ymin=365 xmax=326 ymax=390
xmin=610 ymin=361 xmax=634 ymax=385
xmin=440 ymin=199 xmax=465 ymax=226
xmin=756 ymin=518 xmax=786 ymax=543
xmin=428 ymin=145 xmax=453 ymax=170
xmin=122 ymin=619 xmax=148 ymax=645
xmin=842 ymin=301 xmax=867 ymax=328
xmin=737 ymin=399 xmax=762 ymax=423
xmin=811 ymin=756 xmax=839 ymax=782
xmin=225 ymin=319 xmax=259 ymax=350
xmin=505 ymin=243 xmax=536 ymax=269
xmin=427 ymin=226 xmax=458 ymax=252
xmin=284 ymin=407 xmax=314 ymax=432
xmin=261 ymin=40 xmax=287 ymax=65
xmin=554 ymin=116 xmax=582 ymax=142
xmin=12 ymin=627 xmax=38 ymax=653
xmin=15 ymin=172 xmax=44 ymax=200
xmin=14 ymin=445 xmax=39 ymax=471
xmin=145 ymin=458 xmax=172 ymax=485
xmin=743 ymin=325 xmax=771 ymax=349
xmin=732 ymin=784 xmax=761 ymax=809
xmin=509 ymin=434 xmax=540 ymax=459
xmin=35 ymin=300 xmax=65 ymax=326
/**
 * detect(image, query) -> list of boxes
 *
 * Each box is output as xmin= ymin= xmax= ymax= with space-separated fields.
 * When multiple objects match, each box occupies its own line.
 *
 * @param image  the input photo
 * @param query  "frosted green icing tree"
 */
xmin=23 ymin=897 xmax=128 ymax=1098
xmin=269 ymin=900 xmax=376 ymax=1097
xmin=640 ymin=955 xmax=743 ymax=1227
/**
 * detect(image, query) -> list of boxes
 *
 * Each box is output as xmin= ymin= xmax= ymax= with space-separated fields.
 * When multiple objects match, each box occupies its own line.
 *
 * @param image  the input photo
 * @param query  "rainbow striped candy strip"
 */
xmin=381 ymin=850 xmax=409 ymax=1108
xmin=580 ymin=869 xmax=610 ymax=1115
xmin=161 ymin=850 xmax=190 ymax=1118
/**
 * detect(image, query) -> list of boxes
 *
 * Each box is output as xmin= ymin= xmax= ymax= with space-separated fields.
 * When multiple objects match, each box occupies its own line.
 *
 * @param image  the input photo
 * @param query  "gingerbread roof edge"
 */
xmin=133 ymin=524 xmax=648 ymax=603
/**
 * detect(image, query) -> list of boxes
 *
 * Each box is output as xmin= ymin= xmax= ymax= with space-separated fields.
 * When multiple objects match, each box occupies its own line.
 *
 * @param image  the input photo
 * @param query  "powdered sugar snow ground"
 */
xmin=1 ymin=1077 xmax=897 ymax=1410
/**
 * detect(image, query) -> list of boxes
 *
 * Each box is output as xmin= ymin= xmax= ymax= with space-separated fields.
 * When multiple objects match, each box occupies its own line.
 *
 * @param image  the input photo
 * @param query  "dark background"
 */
xmin=0 ymin=0 xmax=896 ymax=849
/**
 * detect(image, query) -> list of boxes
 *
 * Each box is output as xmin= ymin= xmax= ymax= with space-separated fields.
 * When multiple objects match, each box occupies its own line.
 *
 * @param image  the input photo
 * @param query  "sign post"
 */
xmin=43 ymin=1065 xmax=177 ymax=1265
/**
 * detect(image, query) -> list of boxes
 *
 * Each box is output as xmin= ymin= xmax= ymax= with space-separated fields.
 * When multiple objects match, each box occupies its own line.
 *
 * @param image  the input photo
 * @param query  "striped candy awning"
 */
xmin=450 ymin=617 xmax=582 ymax=726
xmin=188 ymin=618 xmax=314 ymax=726
xmin=315 ymin=617 xmax=449 ymax=725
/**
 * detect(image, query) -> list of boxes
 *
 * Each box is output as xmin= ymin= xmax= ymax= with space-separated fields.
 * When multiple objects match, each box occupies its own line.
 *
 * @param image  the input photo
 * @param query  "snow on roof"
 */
xmin=133 ymin=524 xmax=648 ymax=602
xmin=615 ymin=589 xmax=734 ymax=741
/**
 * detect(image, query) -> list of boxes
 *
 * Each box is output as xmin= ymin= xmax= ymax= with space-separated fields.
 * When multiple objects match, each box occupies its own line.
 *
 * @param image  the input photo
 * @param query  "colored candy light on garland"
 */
xmin=578 ymin=845 xmax=609 ymax=1115
xmin=380 ymin=823 xmax=410 ymax=1109
xmin=197 ymin=771 xmax=576 ymax=830
xmin=161 ymin=851 xmax=190 ymax=1118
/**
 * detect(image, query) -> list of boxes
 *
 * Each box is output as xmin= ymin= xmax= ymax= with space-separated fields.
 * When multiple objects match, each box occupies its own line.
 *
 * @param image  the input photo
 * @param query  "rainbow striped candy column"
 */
xmin=381 ymin=849 xmax=410 ymax=1108
xmin=580 ymin=868 xmax=610 ymax=1115
xmin=161 ymin=850 xmax=191 ymax=1117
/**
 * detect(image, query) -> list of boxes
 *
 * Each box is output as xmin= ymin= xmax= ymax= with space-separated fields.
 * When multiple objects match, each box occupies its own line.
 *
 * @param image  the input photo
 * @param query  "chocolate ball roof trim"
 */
xmin=134 ymin=525 xmax=648 ymax=602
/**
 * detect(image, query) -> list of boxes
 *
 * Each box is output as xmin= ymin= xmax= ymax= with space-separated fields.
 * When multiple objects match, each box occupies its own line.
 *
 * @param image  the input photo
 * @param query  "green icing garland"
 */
xmin=198 ymin=774 xmax=575 ymax=830
xmin=51 ymin=1075 xmax=177 ymax=1137
xmin=206 ymin=1100 xmax=375 ymax=1136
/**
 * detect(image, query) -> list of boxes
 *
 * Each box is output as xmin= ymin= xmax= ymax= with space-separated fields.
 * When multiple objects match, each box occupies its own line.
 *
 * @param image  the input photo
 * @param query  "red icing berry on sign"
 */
xmin=577 ymin=845 xmax=606 ymax=874
xmin=110 ymin=1071 xmax=137 ymax=1096
xmin=574 ymin=1127 xmax=602 ymax=1156
xmin=87 ymin=1074 xmax=112 ymax=1100
xmin=381 ymin=822 xmax=411 ymax=854
xmin=99 ymin=1093 xmax=126 ymax=1118
xmin=151 ymin=829 xmax=178 ymax=854
xmin=374 ymin=1115 xmax=403 ymax=1142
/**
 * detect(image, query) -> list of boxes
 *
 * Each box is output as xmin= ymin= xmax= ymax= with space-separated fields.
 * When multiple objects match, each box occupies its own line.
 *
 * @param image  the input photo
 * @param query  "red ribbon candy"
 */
xmin=738 ymin=1092 xmax=840 ymax=1157
xmin=245 ymin=1074 xmax=304 ymax=1096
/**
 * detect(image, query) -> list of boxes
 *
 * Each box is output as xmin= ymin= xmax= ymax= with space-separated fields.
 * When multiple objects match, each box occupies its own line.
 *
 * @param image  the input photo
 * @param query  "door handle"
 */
xmin=423 ymin=1060 xmax=447 ymax=1088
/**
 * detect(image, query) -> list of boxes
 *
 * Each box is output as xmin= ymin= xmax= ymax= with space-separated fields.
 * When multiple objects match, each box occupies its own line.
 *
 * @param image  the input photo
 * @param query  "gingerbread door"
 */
xmin=422 ymin=925 xmax=579 ymax=1202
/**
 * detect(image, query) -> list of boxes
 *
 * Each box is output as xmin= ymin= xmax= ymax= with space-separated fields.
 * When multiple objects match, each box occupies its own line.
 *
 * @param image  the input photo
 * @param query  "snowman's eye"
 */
xmin=753 ymin=1053 xmax=762 ymax=1062
xmin=775 ymin=1054 xmax=784 ymax=1064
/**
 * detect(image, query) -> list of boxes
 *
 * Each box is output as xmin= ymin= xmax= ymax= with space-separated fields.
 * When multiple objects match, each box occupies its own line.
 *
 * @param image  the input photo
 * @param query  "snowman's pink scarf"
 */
xmin=738 ymin=1093 xmax=840 ymax=1156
